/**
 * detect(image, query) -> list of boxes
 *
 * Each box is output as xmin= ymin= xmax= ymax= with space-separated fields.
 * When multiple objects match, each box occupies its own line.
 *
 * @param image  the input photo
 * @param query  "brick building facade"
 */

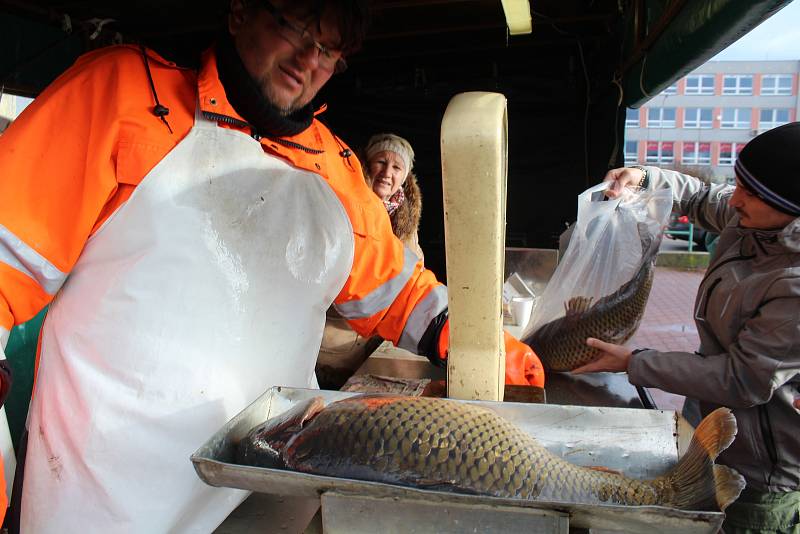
xmin=624 ymin=60 xmax=799 ymax=181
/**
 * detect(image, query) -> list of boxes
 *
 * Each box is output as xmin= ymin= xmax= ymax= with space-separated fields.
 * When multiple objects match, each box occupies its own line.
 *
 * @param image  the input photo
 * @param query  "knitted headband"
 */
xmin=365 ymin=133 xmax=414 ymax=177
xmin=734 ymin=122 xmax=800 ymax=217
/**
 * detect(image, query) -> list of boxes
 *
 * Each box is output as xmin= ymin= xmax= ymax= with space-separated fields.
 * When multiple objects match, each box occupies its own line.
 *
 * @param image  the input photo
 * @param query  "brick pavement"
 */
xmin=627 ymin=266 xmax=705 ymax=411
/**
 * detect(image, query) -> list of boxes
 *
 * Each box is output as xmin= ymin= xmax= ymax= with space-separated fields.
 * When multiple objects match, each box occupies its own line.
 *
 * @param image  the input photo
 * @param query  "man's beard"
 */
xmin=215 ymin=32 xmax=315 ymax=137
xmin=258 ymin=74 xmax=301 ymax=117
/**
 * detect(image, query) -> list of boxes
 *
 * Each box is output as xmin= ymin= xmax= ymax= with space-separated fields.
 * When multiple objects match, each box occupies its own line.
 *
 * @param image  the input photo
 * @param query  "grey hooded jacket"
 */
xmin=628 ymin=167 xmax=800 ymax=493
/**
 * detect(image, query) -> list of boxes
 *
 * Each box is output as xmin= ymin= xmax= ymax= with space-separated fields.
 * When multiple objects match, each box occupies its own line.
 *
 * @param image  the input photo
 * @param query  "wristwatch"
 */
xmin=628 ymin=165 xmax=649 ymax=189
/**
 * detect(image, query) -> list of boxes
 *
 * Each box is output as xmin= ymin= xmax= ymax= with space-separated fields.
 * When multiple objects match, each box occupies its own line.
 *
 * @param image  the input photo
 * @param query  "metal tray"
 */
xmin=192 ymin=387 xmax=723 ymax=533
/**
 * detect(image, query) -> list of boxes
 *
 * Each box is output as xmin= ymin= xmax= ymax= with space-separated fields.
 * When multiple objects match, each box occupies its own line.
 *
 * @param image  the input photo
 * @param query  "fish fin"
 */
xmin=564 ymin=296 xmax=594 ymax=315
xmin=713 ymin=465 xmax=746 ymax=511
xmin=662 ymin=408 xmax=745 ymax=511
xmin=587 ymin=466 xmax=623 ymax=476
xmin=636 ymin=221 xmax=663 ymax=262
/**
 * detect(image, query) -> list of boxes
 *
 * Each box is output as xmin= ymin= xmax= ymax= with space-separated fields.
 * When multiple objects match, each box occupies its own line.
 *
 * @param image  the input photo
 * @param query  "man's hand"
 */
xmin=571 ymin=337 xmax=632 ymax=374
xmin=504 ymin=331 xmax=545 ymax=388
xmin=602 ymin=167 xmax=646 ymax=199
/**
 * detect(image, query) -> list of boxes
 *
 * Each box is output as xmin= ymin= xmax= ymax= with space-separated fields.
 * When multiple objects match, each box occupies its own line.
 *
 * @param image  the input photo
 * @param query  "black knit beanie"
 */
xmin=734 ymin=121 xmax=800 ymax=216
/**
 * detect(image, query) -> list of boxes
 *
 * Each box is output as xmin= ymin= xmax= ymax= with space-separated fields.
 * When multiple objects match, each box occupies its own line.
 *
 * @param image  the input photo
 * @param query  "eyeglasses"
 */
xmin=260 ymin=0 xmax=347 ymax=74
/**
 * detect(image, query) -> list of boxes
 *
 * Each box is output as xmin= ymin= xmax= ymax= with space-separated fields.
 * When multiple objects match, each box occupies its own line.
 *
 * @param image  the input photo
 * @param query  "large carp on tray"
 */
xmin=237 ymin=395 xmax=744 ymax=511
xmin=525 ymin=223 xmax=662 ymax=371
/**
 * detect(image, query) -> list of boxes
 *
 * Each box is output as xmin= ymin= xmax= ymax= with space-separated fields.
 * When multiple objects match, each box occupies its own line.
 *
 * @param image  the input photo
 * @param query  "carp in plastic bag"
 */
xmin=523 ymin=182 xmax=672 ymax=371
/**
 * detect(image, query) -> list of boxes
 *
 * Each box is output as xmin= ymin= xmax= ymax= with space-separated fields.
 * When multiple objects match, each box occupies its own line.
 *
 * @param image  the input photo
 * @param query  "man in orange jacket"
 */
xmin=0 ymin=0 xmax=543 ymax=531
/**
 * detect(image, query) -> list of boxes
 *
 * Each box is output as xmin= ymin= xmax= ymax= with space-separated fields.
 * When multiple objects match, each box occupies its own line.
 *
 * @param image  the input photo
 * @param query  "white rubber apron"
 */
xmin=20 ymin=111 xmax=354 ymax=533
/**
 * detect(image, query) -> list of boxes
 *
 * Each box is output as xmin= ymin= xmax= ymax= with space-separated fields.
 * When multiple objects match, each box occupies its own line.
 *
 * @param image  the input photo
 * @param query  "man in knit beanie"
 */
xmin=572 ymin=122 xmax=800 ymax=533
xmin=734 ymin=121 xmax=800 ymax=224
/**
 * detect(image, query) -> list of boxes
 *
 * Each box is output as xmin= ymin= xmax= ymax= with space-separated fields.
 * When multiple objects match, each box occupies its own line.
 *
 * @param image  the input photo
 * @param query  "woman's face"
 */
xmin=369 ymin=150 xmax=407 ymax=201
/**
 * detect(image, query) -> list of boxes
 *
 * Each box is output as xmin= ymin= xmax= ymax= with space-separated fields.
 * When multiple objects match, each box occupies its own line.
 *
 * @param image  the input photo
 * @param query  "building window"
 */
xmin=646 ymin=141 xmax=674 ymax=164
xmin=660 ymin=84 xmax=678 ymax=96
xmin=647 ymin=107 xmax=676 ymax=128
xmin=719 ymin=142 xmax=744 ymax=166
xmin=760 ymin=75 xmax=793 ymax=96
xmin=625 ymin=108 xmax=639 ymax=127
xmin=722 ymin=75 xmax=753 ymax=95
xmin=685 ymin=75 xmax=715 ymax=95
xmin=720 ymin=108 xmax=751 ymax=129
xmin=624 ymin=141 xmax=638 ymax=164
xmin=682 ymin=142 xmax=711 ymax=165
xmin=759 ymin=108 xmax=790 ymax=130
xmin=683 ymin=108 xmax=713 ymax=129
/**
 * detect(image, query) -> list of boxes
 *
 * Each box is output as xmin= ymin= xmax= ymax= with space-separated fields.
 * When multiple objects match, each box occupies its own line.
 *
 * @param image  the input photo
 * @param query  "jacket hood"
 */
xmin=732 ymin=215 xmax=800 ymax=255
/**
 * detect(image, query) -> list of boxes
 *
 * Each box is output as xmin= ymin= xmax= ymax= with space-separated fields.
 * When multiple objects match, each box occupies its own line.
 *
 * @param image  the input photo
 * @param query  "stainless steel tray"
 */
xmin=192 ymin=387 xmax=723 ymax=533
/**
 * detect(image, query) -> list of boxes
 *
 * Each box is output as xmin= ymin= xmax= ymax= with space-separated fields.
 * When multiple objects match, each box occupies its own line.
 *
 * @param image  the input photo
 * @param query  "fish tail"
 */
xmin=662 ymin=408 xmax=745 ymax=511
xmin=636 ymin=221 xmax=661 ymax=263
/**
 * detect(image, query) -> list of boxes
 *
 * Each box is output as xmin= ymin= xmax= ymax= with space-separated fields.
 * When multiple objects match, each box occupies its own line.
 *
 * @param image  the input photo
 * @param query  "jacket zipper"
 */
xmin=758 ymin=404 xmax=779 ymax=486
xmin=201 ymin=111 xmax=325 ymax=155
xmin=202 ymin=111 xmax=249 ymax=130
xmin=267 ymin=136 xmax=324 ymax=155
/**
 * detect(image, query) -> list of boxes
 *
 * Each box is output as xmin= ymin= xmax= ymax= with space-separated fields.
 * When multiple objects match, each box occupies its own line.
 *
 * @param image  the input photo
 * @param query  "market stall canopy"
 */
xmin=1 ymin=0 xmax=793 ymax=100
xmin=0 ymin=0 xmax=794 ymax=276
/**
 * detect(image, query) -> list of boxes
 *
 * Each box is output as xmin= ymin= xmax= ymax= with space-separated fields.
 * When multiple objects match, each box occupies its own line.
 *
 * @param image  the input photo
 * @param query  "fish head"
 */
xmin=237 ymin=396 xmax=326 ymax=468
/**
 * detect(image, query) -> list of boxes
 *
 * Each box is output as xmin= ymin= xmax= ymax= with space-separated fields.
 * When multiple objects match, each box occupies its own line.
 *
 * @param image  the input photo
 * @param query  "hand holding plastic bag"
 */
xmin=523 ymin=182 xmax=672 ymax=371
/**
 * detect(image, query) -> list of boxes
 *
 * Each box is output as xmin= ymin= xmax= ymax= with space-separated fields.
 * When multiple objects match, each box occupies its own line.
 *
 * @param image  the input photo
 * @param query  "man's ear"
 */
xmin=229 ymin=0 xmax=247 ymax=36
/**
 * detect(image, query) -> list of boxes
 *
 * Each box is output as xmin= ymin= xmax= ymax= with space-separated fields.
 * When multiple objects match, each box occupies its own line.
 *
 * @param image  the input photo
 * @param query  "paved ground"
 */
xmin=627 ymin=265 xmax=705 ymax=412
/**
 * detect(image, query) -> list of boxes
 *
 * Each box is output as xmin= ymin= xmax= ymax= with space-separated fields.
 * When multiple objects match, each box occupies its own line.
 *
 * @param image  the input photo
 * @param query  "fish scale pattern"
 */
xmin=528 ymin=254 xmax=656 ymax=371
xmin=284 ymin=396 xmax=666 ymax=506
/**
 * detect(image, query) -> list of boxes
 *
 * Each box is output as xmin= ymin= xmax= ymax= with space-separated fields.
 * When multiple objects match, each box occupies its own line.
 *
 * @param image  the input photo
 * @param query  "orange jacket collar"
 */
xmin=198 ymin=46 xmax=248 ymax=125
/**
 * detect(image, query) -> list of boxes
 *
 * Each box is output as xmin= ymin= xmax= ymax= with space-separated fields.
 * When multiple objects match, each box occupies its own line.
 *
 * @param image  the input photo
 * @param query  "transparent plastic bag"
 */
xmin=525 ymin=182 xmax=672 ymax=338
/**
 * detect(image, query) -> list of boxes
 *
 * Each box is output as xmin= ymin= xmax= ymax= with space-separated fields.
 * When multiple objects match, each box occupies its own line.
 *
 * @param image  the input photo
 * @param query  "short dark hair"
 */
xmin=319 ymin=0 xmax=370 ymax=56
xmin=244 ymin=0 xmax=370 ymax=56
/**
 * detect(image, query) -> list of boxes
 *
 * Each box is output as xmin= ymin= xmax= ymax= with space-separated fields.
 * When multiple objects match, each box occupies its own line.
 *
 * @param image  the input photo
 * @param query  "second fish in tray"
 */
xmin=524 ymin=223 xmax=662 ymax=372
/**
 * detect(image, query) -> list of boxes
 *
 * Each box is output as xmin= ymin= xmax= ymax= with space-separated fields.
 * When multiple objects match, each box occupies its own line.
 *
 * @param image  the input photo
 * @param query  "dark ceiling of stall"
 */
xmin=321 ymin=0 xmax=624 ymax=278
xmin=1 ymin=0 xmax=792 ymax=278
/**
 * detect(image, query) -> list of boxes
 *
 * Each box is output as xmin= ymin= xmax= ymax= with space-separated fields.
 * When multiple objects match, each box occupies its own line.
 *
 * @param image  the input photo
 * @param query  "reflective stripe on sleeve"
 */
xmin=335 ymin=246 xmax=419 ymax=320
xmin=397 ymin=284 xmax=448 ymax=353
xmin=1 ymin=224 xmax=67 ymax=295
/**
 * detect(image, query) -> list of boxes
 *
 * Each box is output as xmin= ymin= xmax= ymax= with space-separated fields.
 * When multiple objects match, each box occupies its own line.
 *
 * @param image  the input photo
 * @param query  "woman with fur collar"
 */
xmin=363 ymin=133 xmax=424 ymax=259
xmin=317 ymin=133 xmax=424 ymax=389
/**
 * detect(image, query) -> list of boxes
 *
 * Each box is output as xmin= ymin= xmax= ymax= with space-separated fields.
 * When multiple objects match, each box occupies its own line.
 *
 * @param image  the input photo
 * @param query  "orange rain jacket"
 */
xmin=0 ymin=45 xmax=444 ymax=360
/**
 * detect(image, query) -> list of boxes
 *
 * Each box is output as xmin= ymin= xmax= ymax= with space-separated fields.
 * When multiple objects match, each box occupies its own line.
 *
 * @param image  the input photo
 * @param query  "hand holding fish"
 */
xmin=602 ymin=167 xmax=647 ymax=199
xmin=570 ymin=337 xmax=632 ymax=374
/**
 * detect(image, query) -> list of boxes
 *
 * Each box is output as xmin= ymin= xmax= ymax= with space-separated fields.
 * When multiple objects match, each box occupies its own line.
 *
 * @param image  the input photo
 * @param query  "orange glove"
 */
xmin=503 ymin=331 xmax=545 ymax=387
xmin=436 ymin=320 xmax=545 ymax=387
